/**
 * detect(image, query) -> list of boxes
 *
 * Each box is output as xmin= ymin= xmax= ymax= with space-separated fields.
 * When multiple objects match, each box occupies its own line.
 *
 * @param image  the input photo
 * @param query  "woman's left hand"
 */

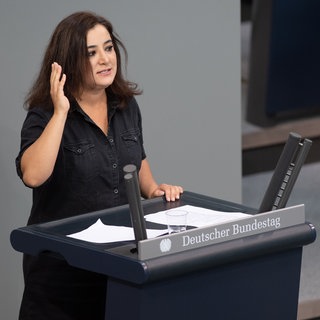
xmin=151 ymin=184 xmax=184 ymax=202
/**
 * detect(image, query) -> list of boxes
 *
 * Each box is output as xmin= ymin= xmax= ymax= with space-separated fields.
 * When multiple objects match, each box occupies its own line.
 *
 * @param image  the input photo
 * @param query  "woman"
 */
xmin=16 ymin=11 xmax=183 ymax=319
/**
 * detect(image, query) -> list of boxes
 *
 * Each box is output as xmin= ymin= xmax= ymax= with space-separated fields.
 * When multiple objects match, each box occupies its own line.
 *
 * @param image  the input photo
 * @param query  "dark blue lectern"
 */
xmin=10 ymin=191 xmax=316 ymax=320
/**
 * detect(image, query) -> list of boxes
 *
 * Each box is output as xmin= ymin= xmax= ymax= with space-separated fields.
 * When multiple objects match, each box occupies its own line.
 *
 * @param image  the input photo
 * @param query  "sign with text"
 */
xmin=138 ymin=204 xmax=305 ymax=260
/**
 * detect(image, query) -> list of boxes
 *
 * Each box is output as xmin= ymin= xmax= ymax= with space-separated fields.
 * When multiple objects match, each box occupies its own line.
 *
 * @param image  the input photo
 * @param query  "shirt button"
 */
xmin=114 ymin=188 xmax=119 ymax=194
xmin=109 ymin=138 xmax=114 ymax=143
xmin=113 ymin=163 xmax=117 ymax=169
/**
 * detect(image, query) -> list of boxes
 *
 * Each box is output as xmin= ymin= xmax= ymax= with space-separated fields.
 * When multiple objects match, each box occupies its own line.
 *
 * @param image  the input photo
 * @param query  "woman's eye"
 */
xmin=88 ymin=50 xmax=96 ymax=57
xmin=105 ymin=45 xmax=113 ymax=52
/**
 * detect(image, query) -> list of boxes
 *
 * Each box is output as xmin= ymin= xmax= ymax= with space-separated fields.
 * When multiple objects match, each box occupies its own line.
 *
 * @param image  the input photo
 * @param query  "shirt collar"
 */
xmin=68 ymin=91 xmax=119 ymax=115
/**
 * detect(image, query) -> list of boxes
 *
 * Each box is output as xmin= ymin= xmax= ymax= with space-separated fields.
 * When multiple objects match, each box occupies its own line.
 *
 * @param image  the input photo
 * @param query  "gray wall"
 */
xmin=0 ymin=1 xmax=241 ymax=318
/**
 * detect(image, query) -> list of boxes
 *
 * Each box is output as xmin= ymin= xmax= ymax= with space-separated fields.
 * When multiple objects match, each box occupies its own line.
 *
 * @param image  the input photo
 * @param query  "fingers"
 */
xmin=50 ymin=62 xmax=70 ymax=113
xmin=159 ymin=184 xmax=184 ymax=202
xmin=50 ymin=62 xmax=64 ymax=91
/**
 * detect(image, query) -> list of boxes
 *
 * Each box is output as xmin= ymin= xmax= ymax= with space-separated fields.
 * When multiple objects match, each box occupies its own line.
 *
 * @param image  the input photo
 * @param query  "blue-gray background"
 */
xmin=0 ymin=1 xmax=241 ymax=317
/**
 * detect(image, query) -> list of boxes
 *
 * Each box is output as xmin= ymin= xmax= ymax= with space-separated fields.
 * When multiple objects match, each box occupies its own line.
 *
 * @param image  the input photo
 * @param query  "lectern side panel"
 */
xmin=105 ymin=248 xmax=302 ymax=320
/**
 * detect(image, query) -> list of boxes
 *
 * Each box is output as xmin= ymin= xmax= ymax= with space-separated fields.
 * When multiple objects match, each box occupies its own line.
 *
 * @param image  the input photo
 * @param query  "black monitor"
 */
xmin=259 ymin=132 xmax=312 ymax=213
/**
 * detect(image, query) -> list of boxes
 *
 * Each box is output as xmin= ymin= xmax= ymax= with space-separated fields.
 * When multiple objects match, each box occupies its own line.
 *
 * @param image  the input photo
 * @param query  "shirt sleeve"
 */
xmin=15 ymin=108 xmax=52 ymax=179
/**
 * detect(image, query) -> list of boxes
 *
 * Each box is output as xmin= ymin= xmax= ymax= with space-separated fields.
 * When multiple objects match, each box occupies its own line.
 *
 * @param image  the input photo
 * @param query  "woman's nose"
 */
xmin=98 ymin=49 xmax=109 ymax=63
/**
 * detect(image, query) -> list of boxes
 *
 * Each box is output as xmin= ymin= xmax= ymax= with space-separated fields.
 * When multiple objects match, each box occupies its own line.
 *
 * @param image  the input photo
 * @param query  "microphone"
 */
xmin=123 ymin=164 xmax=147 ymax=249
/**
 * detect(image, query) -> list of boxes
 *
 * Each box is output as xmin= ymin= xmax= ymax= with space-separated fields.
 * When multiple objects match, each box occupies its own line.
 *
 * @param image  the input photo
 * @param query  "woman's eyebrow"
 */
xmin=87 ymin=39 xmax=113 ymax=49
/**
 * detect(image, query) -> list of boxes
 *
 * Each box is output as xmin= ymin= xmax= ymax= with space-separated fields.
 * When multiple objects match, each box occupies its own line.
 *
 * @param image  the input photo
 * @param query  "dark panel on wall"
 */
xmin=246 ymin=0 xmax=320 ymax=126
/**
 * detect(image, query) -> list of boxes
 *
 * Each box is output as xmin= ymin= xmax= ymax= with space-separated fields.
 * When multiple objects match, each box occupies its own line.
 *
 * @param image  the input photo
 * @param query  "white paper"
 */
xmin=145 ymin=205 xmax=250 ymax=228
xmin=67 ymin=219 xmax=166 ymax=243
xmin=67 ymin=205 xmax=251 ymax=244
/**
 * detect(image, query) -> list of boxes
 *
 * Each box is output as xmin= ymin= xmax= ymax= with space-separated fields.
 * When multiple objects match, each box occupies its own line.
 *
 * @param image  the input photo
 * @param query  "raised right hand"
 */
xmin=50 ymin=62 xmax=70 ymax=114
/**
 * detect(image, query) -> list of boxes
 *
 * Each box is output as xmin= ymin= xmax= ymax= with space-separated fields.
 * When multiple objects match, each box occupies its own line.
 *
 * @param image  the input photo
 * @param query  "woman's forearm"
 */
xmin=20 ymin=111 xmax=68 ymax=187
xmin=139 ymin=159 xmax=183 ymax=201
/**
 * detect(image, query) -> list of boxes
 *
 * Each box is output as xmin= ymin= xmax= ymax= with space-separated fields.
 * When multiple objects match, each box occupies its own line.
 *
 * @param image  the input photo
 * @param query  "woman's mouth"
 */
xmin=97 ymin=68 xmax=111 ymax=75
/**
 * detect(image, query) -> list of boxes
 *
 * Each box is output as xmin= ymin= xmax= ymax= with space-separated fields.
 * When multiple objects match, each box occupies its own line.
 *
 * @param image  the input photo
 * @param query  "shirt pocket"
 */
xmin=121 ymin=129 xmax=143 ymax=168
xmin=63 ymin=141 xmax=98 ymax=181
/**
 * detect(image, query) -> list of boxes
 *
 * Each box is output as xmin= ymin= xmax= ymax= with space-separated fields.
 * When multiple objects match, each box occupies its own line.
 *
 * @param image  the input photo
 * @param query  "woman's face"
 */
xmin=84 ymin=24 xmax=117 ymax=91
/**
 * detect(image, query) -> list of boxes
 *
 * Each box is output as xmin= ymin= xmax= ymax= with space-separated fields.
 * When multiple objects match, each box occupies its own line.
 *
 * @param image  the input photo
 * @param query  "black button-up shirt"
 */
xmin=16 ymin=96 xmax=146 ymax=225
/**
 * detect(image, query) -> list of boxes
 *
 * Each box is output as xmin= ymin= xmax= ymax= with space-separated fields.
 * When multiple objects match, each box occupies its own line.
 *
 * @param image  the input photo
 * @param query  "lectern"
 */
xmin=11 ymin=191 xmax=316 ymax=320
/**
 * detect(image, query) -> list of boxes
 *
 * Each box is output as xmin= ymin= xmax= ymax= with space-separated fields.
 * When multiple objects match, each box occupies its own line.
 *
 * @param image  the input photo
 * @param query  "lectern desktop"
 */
xmin=11 ymin=191 xmax=316 ymax=320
